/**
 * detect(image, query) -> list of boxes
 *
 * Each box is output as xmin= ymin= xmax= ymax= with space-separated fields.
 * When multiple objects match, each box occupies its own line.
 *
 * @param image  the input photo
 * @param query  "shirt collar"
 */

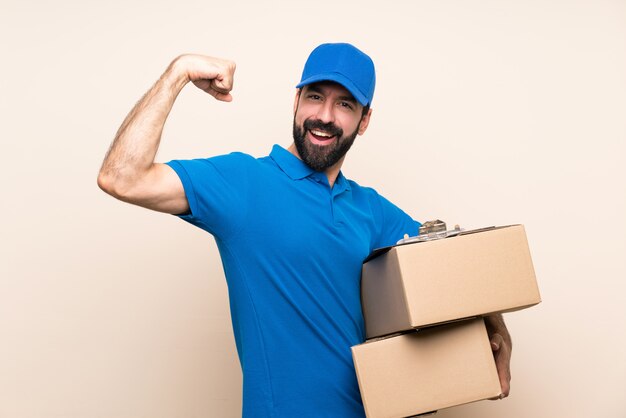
xmin=334 ymin=170 xmax=351 ymax=193
xmin=269 ymin=144 xmax=352 ymax=192
xmin=270 ymin=144 xmax=315 ymax=180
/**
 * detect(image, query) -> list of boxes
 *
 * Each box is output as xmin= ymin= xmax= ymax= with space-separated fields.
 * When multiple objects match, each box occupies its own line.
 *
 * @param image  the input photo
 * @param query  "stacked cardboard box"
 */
xmin=352 ymin=224 xmax=541 ymax=418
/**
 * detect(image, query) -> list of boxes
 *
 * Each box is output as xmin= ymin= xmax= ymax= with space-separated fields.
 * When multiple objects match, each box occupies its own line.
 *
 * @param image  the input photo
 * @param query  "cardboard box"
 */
xmin=362 ymin=225 xmax=540 ymax=339
xmin=352 ymin=318 xmax=501 ymax=418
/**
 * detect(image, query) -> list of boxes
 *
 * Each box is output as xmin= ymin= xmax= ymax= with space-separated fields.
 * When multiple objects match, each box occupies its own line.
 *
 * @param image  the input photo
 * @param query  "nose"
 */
xmin=315 ymin=100 xmax=335 ymax=124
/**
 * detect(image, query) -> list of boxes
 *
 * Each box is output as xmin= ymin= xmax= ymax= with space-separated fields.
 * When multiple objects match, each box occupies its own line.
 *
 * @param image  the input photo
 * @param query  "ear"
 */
xmin=357 ymin=108 xmax=373 ymax=135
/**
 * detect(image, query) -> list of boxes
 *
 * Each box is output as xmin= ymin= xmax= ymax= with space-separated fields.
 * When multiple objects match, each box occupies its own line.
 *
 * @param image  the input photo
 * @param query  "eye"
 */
xmin=339 ymin=101 xmax=354 ymax=110
xmin=307 ymin=94 xmax=322 ymax=101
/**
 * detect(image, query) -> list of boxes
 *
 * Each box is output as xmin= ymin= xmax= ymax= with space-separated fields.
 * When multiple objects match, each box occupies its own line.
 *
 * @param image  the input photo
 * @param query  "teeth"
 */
xmin=311 ymin=129 xmax=333 ymax=138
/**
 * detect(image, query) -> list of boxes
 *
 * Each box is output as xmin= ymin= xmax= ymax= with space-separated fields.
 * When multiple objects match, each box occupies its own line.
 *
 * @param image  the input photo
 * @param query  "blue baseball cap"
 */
xmin=296 ymin=43 xmax=376 ymax=106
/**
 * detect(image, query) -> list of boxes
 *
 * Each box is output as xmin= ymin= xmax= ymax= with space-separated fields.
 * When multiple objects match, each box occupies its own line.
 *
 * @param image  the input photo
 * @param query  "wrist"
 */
xmin=164 ymin=55 xmax=192 ymax=91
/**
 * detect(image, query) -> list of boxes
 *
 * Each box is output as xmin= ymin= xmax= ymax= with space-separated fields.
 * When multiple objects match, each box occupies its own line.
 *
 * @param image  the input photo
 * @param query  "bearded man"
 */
xmin=98 ymin=43 xmax=511 ymax=418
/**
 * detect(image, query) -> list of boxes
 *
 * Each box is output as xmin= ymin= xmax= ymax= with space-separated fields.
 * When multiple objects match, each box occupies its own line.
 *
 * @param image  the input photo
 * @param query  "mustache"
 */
xmin=303 ymin=119 xmax=343 ymax=138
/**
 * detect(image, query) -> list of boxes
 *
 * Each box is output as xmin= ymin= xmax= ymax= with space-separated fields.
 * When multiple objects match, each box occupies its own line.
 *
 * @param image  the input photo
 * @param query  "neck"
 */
xmin=287 ymin=143 xmax=344 ymax=188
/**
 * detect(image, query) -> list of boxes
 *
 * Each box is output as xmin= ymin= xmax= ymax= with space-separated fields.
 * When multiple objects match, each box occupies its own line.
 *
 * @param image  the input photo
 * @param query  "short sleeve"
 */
xmin=373 ymin=193 xmax=421 ymax=248
xmin=165 ymin=152 xmax=254 ymax=239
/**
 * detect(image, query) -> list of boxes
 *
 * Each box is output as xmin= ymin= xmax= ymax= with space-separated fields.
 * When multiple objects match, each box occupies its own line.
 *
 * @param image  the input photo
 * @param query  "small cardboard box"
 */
xmin=352 ymin=318 xmax=501 ymax=418
xmin=362 ymin=225 xmax=540 ymax=339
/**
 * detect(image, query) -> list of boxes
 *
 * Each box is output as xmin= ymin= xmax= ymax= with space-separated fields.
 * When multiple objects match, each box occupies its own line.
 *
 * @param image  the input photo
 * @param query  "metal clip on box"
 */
xmin=396 ymin=219 xmax=463 ymax=245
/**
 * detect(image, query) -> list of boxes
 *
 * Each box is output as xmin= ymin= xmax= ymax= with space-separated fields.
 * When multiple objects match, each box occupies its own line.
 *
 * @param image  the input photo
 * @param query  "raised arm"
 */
xmin=97 ymin=54 xmax=236 ymax=214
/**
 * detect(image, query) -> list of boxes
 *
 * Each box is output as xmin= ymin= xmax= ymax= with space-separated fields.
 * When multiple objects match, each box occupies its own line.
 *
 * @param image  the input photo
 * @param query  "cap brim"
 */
xmin=296 ymin=73 xmax=369 ymax=106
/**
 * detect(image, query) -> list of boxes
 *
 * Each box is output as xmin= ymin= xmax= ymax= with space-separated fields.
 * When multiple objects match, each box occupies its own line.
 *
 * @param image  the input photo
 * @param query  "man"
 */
xmin=98 ymin=43 xmax=511 ymax=417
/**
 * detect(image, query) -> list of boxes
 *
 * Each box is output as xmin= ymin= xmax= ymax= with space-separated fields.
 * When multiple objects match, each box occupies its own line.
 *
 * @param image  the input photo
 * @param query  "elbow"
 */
xmin=97 ymin=168 xmax=148 ymax=204
xmin=97 ymin=171 xmax=113 ymax=195
xmin=97 ymin=171 xmax=129 ymax=200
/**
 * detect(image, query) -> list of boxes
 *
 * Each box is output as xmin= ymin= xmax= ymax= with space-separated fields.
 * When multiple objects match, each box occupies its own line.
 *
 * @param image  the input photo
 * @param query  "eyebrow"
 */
xmin=306 ymin=84 xmax=358 ymax=105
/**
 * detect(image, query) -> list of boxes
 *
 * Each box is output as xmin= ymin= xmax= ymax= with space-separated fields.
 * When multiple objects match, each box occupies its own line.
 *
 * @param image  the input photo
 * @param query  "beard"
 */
xmin=292 ymin=118 xmax=359 ymax=172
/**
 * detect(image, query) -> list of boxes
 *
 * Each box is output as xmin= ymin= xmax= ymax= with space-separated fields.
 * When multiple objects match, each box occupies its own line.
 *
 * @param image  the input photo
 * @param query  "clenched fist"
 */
xmin=171 ymin=54 xmax=236 ymax=102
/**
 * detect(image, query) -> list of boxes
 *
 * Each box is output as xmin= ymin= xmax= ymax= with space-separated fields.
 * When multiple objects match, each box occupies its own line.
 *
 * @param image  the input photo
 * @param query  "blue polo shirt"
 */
xmin=166 ymin=145 xmax=420 ymax=418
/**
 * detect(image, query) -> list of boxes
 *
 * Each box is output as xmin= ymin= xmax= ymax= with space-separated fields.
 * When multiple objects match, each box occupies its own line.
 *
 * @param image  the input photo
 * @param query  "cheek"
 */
xmin=294 ymin=107 xmax=310 ymax=126
xmin=340 ymin=115 xmax=361 ymax=134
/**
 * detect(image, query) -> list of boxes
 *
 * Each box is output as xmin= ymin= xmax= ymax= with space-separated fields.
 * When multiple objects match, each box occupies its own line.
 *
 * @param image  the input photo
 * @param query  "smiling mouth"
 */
xmin=309 ymin=129 xmax=336 ymax=143
xmin=302 ymin=119 xmax=342 ymax=145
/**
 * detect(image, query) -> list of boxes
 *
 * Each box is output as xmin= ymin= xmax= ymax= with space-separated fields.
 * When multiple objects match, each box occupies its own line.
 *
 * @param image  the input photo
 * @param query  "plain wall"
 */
xmin=1 ymin=0 xmax=624 ymax=417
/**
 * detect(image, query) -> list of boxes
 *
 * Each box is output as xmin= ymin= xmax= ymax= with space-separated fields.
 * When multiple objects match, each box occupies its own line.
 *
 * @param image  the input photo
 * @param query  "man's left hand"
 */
xmin=484 ymin=314 xmax=512 ymax=399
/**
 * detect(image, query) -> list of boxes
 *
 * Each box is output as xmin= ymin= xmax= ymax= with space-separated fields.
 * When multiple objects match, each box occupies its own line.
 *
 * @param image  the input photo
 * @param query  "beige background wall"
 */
xmin=1 ymin=0 xmax=624 ymax=417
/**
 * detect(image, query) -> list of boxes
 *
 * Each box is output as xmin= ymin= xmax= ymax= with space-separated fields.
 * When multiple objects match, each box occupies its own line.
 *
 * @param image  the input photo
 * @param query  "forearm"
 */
xmin=98 ymin=58 xmax=189 ymax=195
